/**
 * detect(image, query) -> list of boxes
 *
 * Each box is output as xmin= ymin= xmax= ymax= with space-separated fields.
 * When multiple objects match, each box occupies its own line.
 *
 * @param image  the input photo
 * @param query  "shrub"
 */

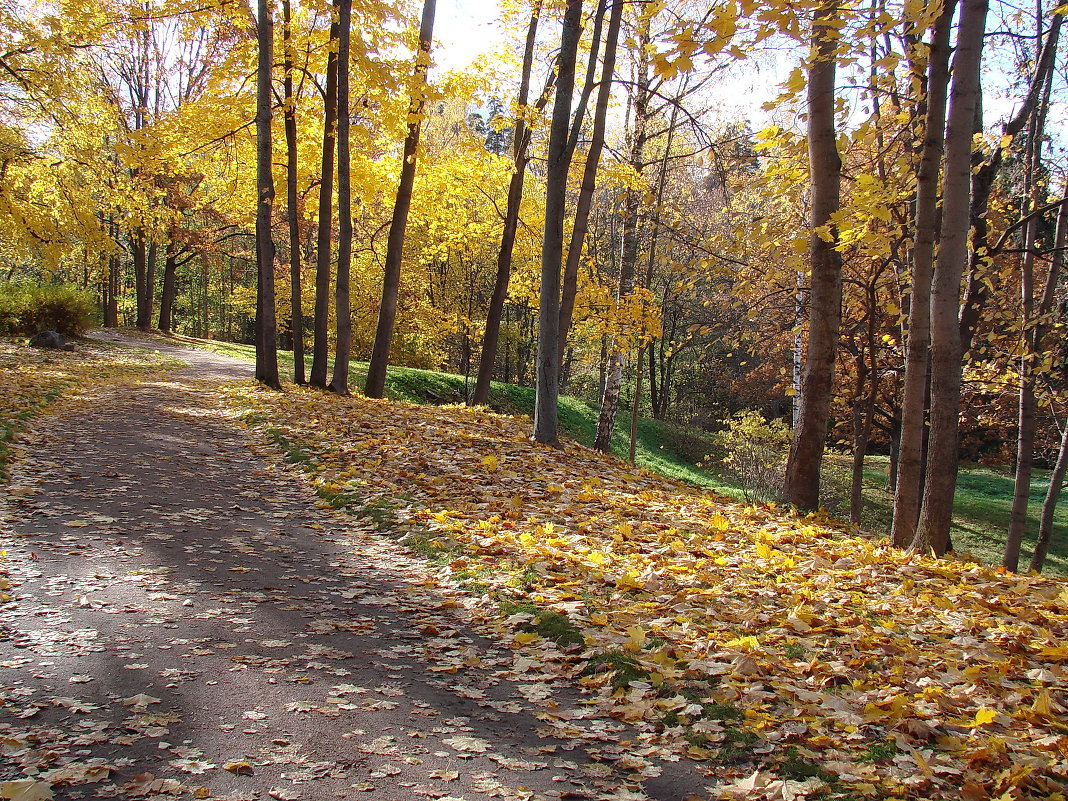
xmin=712 ymin=410 xmax=791 ymax=503
xmin=0 ymin=283 xmax=97 ymax=337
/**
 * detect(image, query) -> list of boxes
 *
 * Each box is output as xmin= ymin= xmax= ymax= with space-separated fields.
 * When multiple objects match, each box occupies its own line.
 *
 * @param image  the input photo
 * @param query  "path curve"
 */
xmin=0 ymin=332 xmax=704 ymax=801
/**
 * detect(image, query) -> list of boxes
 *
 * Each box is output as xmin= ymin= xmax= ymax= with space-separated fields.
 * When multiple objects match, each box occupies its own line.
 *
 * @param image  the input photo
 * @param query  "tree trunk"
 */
xmin=309 ymin=9 xmax=340 ymax=388
xmin=783 ymin=1 xmax=844 ymax=510
xmin=254 ymin=0 xmax=280 ymax=389
xmin=283 ymin=0 xmax=305 ymax=385
xmin=1004 ymin=14 xmax=1060 ymax=571
xmin=891 ymin=0 xmax=954 ymax=546
xmin=133 ymin=231 xmax=148 ymax=329
xmin=593 ymin=11 xmax=648 ymax=453
xmin=594 ymin=188 xmax=639 ymax=452
xmin=104 ymin=217 xmax=120 ymax=328
xmin=143 ymin=242 xmax=157 ymax=330
xmin=471 ymin=0 xmax=542 ymax=406
xmin=1009 ymin=191 xmax=1068 ymax=569
xmin=912 ymin=0 xmax=988 ymax=555
xmin=364 ymin=0 xmax=437 ymax=398
xmin=532 ymin=0 xmax=583 ymax=443
xmin=104 ymin=253 xmax=120 ymax=327
xmin=329 ymin=0 xmax=354 ymax=395
xmin=960 ymin=12 xmax=1062 ymax=355
xmin=850 ymin=344 xmax=878 ymax=525
xmin=1030 ymin=419 xmax=1068 ymax=573
xmin=158 ymin=244 xmax=178 ymax=333
xmin=557 ymin=0 xmax=624 ymax=363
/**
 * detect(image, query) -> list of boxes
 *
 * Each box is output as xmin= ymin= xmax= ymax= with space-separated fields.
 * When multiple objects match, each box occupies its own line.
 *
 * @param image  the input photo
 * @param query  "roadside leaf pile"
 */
xmin=0 ymin=338 xmax=182 ymax=477
xmin=228 ymin=384 xmax=1068 ymax=801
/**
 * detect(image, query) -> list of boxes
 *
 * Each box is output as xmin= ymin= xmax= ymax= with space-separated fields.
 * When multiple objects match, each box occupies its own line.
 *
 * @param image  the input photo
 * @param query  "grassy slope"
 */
xmin=163 ymin=334 xmax=730 ymax=489
xmin=849 ymin=456 xmax=1068 ymax=575
xmin=167 ymin=334 xmax=1067 ymax=575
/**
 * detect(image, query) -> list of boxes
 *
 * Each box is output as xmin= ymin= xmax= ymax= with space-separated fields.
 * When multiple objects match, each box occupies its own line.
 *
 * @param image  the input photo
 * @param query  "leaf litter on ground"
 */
xmin=226 ymin=382 xmax=1068 ymax=801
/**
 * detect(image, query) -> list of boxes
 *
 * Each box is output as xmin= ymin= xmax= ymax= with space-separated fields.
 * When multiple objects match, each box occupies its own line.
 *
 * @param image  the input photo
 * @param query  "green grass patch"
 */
xmin=499 ymin=600 xmax=584 ymax=648
xmin=778 ymin=746 xmax=835 ymax=783
xmin=165 ymin=335 xmax=727 ymax=490
xmin=581 ymin=650 xmax=651 ymax=689
xmin=843 ymin=454 xmax=1068 ymax=575
xmin=859 ymin=739 xmax=898 ymax=763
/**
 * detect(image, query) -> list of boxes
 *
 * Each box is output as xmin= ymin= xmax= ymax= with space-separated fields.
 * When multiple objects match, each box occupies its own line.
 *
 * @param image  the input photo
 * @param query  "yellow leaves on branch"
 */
xmin=228 ymin=383 xmax=1068 ymax=801
xmin=575 ymin=284 xmax=662 ymax=348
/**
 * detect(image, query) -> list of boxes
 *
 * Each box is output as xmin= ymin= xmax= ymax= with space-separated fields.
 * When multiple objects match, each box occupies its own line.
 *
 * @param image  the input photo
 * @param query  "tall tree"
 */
xmin=309 ymin=8 xmax=341 ymax=388
xmin=282 ymin=0 xmax=305 ymax=384
xmin=1003 ymin=7 xmax=1062 ymax=571
xmin=329 ymin=0 xmax=354 ymax=395
xmin=911 ymin=0 xmax=988 ymax=555
xmin=558 ymin=0 xmax=624 ymax=367
xmin=959 ymin=11 xmax=1063 ymax=357
xmin=364 ymin=0 xmax=437 ymax=398
xmin=593 ymin=7 xmax=648 ymax=453
xmin=532 ymin=0 xmax=584 ymax=444
xmin=783 ymin=0 xmax=844 ymax=510
xmin=1028 ymin=195 xmax=1068 ymax=573
xmin=1030 ymin=420 xmax=1068 ymax=572
xmin=254 ymin=0 xmax=281 ymax=390
xmin=890 ymin=0 xmax=955 ymax=547
xmin=470 ymin=0 xmax=544 ymax=406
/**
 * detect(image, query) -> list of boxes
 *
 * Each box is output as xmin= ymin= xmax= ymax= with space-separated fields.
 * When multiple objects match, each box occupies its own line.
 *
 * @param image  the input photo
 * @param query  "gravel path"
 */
xmin=0 ymin=333 xmax=704 ymax=801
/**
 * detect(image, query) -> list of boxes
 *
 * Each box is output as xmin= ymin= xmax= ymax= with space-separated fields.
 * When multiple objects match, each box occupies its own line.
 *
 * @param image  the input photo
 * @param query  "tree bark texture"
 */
xmin=283 ymin=0 xmax=306 ymax=385
xmin=593 ymin=10 xmax=647 ymax=453
xmin=557 ymin=0 xmax=624 ymax=364
xmin=133 ymin=231 xmax=149 ymax=329
xmin=891 ymin=0 xmax=954 ymax=547
xmin=532 ymin=0 xmax=583 ymax=443
xmin=912 ymin=0 xmax=988 ymax=555
xmin=783 ymin=1 xmax=844 ymax=510
xmin=1003 ymin=13 xmax=1060 ymax=571
xmin=1030 ymin=419 xmax=1068 ymax=573
xmin=364 ymin=0 xmax=437 ymax=398
xmin=254 ymin=0 xmax=280 ymax=389
xmin=471 ymin=0 xmax=542 ymax=406
xmin=309 ymin=9 xmax=340 ymax=388
xmin=158 ymin=245 xmax=178 ymax=333
xmin=329 ymin=0 xmax=354 ymax=395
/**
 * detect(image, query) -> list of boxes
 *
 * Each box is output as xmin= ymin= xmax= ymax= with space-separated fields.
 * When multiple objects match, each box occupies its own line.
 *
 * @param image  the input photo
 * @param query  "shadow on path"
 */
xmin=0 ymin=334 xmax=707 ymax=801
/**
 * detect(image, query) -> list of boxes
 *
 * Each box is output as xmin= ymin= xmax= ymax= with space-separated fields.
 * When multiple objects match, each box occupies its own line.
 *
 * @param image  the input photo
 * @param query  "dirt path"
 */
xmin=0 ymin=334 xmax=703 ymax=801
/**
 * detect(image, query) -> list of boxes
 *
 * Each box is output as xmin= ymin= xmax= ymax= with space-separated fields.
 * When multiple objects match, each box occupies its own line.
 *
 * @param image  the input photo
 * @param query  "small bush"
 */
xmin=0 ymin=283 xmax=97 ymax=336
xmin=712 ymin=410 xmax=791 ymax=503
